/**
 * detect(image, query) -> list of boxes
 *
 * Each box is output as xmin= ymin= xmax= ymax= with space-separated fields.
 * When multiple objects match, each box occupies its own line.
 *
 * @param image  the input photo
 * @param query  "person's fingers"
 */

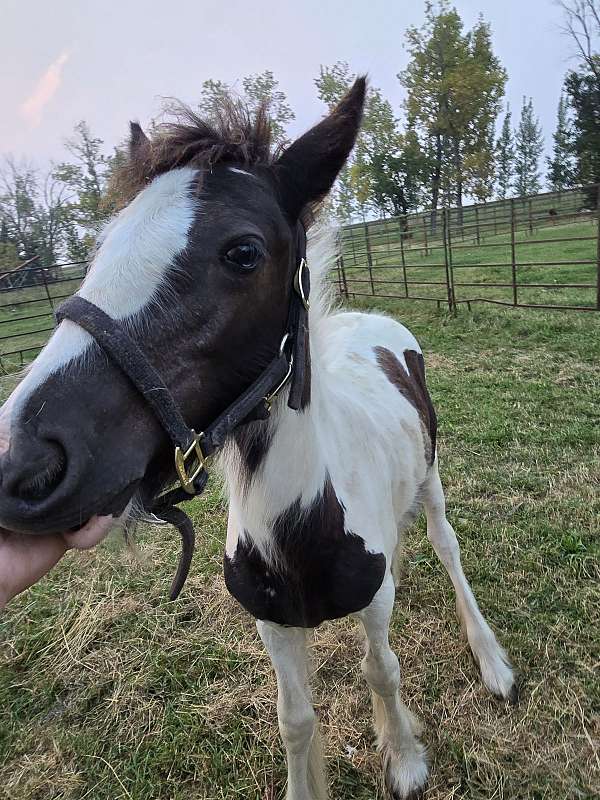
xmin=0 ymin=531 xmax=68 ymax=609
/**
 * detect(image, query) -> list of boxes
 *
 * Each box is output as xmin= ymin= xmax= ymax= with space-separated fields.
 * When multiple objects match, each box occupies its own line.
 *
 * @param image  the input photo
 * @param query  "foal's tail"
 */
xmin=308 ymin=722 xmax=328 ymax=800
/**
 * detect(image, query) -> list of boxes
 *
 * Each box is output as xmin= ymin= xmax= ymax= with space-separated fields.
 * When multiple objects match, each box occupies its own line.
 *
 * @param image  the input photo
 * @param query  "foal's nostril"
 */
xmin=11 ymin=439 xmax=67 ymax=503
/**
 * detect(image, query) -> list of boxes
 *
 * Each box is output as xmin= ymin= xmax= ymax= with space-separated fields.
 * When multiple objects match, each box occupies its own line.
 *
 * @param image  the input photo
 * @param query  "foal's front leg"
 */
xmin=256 ymin=621 xmax=327 ymax=800
xmin=357 ymin=577 xmax=428 ymax=800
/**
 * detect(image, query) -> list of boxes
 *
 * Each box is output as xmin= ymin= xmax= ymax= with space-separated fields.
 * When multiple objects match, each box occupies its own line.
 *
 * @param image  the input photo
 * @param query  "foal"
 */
xmin=0 ymin=79 xmax=516 ymax=799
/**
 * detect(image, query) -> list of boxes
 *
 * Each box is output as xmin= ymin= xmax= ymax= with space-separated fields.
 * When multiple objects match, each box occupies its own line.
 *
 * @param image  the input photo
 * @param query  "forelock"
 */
xmin=110 ymin=99 xmax=277 ymax=206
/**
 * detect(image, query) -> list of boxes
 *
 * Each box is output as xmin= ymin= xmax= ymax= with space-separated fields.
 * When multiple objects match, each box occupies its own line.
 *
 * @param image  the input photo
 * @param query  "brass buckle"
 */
xmin=293 ymin=257 xmax=310 ymax=311
xmin=174 ymin=430 xmax=206 ymax=494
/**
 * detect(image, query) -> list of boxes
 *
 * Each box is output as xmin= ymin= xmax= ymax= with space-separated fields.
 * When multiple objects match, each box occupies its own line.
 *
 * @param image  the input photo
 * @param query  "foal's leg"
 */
xmin=357 ymin=577 xmax=428 ymax=800
xmin=256 ymin=620 xmax=327 ymax=800
xmin=423 ymin=459 xmax=517 ymax=701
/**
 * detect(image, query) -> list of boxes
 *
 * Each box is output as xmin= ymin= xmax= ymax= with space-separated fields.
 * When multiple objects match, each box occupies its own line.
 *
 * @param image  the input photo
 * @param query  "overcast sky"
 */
xmin=1 ymin=0 xmax=579 ymax=167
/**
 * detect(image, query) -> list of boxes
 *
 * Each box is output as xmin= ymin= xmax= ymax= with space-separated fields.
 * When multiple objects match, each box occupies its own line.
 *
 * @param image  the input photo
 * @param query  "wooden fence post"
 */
xmin=422 ymin=215 xmax=429 ymax=257
xmin=475 ymin=205 xmax=481 ymax=245
xmin=364 ymin=221 xmax=375 ymax=295
xmin=510 ymin=198 xmax=518 ymax=306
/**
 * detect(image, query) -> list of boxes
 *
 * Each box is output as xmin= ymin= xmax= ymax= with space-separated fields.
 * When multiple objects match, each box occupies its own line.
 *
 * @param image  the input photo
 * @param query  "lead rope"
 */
xmin=55 ymin=225 xmax=309 ymax=599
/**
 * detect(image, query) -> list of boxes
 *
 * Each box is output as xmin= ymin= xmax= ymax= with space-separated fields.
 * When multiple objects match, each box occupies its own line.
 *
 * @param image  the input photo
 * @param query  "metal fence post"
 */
xmin=442 ymin=208 xmax=454 ymax=311
xmin=528 ymin=198 xmax=533 ymax=235
xmin=596 ymin=185 xmax=600 ymax=310
xmin=399 ymin=219 xmax=409 ymax=298
xmin=446 ymin=208 xmax=457 ymax=309
xmin=40 ymin=266 xmax=55 ymax=312
xmin=510 ymin=198 xmax=518 ymax=306
xmin=422 ymin=215 xmax=429 ymax=257
xmin=364 ymin=221 xmax=375 ymax=295
xmin=475 ymin=205 xmax=481 ymax=245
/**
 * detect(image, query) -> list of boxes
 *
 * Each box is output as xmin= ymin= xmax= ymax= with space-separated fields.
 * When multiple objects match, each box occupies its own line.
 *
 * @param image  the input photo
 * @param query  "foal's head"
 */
xmin=0 ymin=79 xmax=365 ymax=540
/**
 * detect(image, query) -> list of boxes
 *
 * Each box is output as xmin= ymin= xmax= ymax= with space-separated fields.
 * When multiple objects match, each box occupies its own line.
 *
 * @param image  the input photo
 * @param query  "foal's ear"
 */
xmin=129 ymin=121 xmax=150 ymax=157
xmin=274 ymin=77 xmax=366 ymax=220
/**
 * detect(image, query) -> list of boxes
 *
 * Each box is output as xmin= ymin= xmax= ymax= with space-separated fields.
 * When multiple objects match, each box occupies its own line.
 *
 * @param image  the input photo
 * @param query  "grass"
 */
xmin=1 ymin=296 xmax=599 ymax=799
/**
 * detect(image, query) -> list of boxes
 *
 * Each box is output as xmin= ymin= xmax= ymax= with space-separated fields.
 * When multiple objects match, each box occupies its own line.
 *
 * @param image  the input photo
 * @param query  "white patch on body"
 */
xmin=9 ymin=167 xmax=199 ymax=416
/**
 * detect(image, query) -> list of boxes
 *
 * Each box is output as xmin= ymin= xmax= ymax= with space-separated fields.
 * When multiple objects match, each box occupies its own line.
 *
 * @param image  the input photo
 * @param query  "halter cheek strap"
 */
xmin=55 ymin=222 xmax=309 ymax=599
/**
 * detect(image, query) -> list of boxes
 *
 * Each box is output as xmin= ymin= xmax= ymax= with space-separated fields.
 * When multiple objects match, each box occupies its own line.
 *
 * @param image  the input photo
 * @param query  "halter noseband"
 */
xmin=55 ymin=223 xmax=310 ymax=599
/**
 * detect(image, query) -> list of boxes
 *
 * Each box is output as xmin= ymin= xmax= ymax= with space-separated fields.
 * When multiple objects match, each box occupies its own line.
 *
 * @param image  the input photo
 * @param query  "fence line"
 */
xmin=0 ymin=186 xmax=598 ymax=374
xmin=337 ymin=183 xmax=600 ymax=313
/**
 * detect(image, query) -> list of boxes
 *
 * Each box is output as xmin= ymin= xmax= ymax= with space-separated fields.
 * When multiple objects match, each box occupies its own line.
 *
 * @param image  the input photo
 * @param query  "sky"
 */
xmin=0 ymin=0 xmax=581 ymax=168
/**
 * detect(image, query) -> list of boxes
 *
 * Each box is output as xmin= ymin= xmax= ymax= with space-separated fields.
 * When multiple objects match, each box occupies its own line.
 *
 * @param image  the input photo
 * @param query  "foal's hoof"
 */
xmin=382 ymin=742 xmax=428 ymax=800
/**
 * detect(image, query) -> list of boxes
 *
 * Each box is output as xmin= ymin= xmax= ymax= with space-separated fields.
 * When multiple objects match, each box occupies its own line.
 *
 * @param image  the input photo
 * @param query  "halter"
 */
xmin=55 ymin=223 xmax=310 ymax=599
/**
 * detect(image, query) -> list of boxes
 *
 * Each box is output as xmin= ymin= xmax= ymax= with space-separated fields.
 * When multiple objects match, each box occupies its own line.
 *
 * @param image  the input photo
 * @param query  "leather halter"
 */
xmin=55 ymin=223 xmax=310 ymax=599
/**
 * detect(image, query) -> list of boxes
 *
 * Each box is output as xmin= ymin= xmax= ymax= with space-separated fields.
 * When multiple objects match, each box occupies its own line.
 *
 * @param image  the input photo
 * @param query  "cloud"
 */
xmin=20 ymin=50 xmax=71 ymax=128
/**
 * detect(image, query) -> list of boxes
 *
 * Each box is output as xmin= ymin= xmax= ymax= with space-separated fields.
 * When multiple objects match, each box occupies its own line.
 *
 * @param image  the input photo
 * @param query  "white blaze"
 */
xmin=8 ymin=167 xmax=199 ymax=414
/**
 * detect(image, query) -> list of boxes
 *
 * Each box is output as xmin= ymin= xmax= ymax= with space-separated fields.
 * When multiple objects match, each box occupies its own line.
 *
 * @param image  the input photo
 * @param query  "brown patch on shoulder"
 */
xmin=374 ymin=346 xmax=437 ymax=465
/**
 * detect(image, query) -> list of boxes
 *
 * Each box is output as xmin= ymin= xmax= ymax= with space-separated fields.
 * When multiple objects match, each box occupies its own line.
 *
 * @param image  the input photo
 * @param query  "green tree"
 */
xmin=514 ymin=97 xmax=544 ymax=196
xmin=314 ymin=62 xmax=361 ymax=220
xmin=565 ymin=69 xmax=600 ymax=199
xmin=199 ymin=71 xmax=294 ymax=146
xmin=242 ymin=71 xmax=294 ymax=144
xmin=315 ymin=62 xmax=427 ymax=220
xmin=0 ymin=159 xmax=72 ymax=266
xmin=53 ymin=121 xmax=119 ymax=259
xmin=546 ymin=93 xmax=577 ymax=191
xmin=560 ymin=2 xmax=600 ymax=202
xmin=495 ymin=106 xmax=514 ymax=199
xmin=400 ymin=3 xmax=506 ymax=223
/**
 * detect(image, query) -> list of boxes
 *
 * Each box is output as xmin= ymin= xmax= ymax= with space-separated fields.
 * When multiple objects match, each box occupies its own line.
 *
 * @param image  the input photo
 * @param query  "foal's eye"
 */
xmin=225 ymin=243 xmax=263 ymax=271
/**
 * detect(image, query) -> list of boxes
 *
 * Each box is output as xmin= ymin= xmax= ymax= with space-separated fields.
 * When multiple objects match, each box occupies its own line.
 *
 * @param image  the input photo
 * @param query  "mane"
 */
xmin=110 ymin=99 xmax=277 ymax=204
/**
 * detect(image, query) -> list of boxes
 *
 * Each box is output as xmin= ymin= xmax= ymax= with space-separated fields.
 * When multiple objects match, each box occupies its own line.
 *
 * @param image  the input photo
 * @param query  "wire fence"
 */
xmin=336 ymin=184 xmax=600 ymax=312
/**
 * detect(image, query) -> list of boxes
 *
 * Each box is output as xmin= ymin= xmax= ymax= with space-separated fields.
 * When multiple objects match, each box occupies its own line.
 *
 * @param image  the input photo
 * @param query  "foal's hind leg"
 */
xmin=423 ymin=459 xmax=517 ymax=701
xmin=256 ymin=621 xmax=327 ymax=800
xmin=357 ymin=576 xmax=428 ymax=800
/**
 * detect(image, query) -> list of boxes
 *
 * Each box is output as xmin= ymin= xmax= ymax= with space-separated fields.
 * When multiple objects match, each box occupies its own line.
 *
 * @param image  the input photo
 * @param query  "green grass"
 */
xmin=1 ymin=298 xmax=599 ymax=799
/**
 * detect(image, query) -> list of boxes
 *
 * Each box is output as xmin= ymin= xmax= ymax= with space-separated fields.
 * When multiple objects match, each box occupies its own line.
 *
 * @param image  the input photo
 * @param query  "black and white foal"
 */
xmin=0 ymin=79 xmax=516 ymax=799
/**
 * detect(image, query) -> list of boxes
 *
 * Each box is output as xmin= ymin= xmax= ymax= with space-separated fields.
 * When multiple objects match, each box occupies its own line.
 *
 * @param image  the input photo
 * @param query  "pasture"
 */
xmin=1 ymin=298 xmax=598 ymax=799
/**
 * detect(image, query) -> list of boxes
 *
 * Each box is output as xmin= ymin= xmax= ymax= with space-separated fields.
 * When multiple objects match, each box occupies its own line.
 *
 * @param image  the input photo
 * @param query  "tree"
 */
xmin=242 ymin=71 xmax=294 ymax=145
xmin=314 ymin=62 xmax=361 ymax=220
xmin=565 ymin=69 xmax=600 ymax=197
xmin=547 ymin=94 xmax=577 ymax=191
xmin=0 ymin=159 xmax=72 ymax=267
xmin=400 ymin=2 xmax=506 ymax=223
xmin=559 ymin=1 xmax=600 ymax=82
xmin=514 ymin=97 xmax=544 ymax=196
xmin=560 ymin=2 xmax=600 ymax=202
xmin=495 ymin=106 xmax=514 ymax=199
xmin=52 ymin=121 xmax=117 ymax=259
xmin=315 ymin=62 xmax=428 ymax=221
xmin=198 ymin=71 xmax=294 ymax=146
